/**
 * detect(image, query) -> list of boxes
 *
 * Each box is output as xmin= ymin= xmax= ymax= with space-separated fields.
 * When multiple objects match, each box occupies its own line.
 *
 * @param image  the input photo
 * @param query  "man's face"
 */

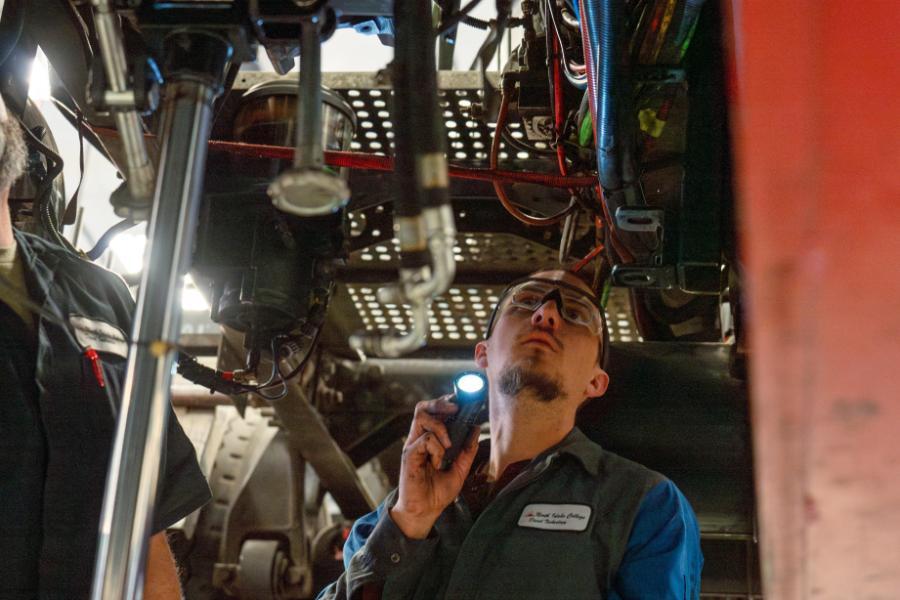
xmin=475 ymin=270 xmax=609 ymax=408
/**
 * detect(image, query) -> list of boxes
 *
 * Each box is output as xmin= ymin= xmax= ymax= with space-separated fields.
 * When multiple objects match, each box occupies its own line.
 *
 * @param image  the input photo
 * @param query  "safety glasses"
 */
xmin=484 ymin=277 xmax=606 ymax=338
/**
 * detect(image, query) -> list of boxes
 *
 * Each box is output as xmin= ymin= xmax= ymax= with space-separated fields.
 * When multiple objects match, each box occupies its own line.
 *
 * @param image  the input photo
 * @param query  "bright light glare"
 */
xmin=182 ymin=275 xmax=210 ymax=312
xmin=109 ymin=232 xmax=147 ymax=274
xmin=29 ymin=49 xmax=51 ymax=101
xmin=456 ymin=373 xmax=485 ymax=394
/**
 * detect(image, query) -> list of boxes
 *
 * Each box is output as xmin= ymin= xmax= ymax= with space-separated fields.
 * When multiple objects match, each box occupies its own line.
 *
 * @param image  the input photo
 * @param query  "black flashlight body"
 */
xmin=440 ymin=373 xmax=488 ymax=470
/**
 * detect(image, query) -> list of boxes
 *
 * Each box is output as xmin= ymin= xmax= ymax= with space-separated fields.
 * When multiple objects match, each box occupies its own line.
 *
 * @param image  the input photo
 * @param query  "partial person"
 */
xmin=0 ymin=94 xmax=210 ymax=599
xmin=319 ymin=268 xmax=703 ymax=599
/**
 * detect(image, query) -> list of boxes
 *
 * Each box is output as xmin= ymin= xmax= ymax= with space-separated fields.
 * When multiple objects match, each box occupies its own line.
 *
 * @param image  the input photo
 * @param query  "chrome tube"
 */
xmin=350 ymin=297 xmax=430 ymax=357
xmin=91 ymin=78 xmax=220 ymax=600
xmin=90 ymin=0 xmax=155 ymax=202
xmin=268 ymin=14 xmax=350 ymax=216
xmin=295 ymin=17 xmax=322 ymax=171
xmin=418 ymin=204 xmax=457 ymax=297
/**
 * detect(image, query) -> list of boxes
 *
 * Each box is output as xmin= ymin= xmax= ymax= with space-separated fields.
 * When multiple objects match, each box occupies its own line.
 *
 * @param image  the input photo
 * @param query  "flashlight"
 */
xmin=441 ymin=371 xmax=488 ymax=470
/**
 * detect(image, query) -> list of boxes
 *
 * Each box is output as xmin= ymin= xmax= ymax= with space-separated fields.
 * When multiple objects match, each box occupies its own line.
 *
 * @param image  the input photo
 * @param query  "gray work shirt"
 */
xmin=320 ymin=428 xmax=673 ymax=599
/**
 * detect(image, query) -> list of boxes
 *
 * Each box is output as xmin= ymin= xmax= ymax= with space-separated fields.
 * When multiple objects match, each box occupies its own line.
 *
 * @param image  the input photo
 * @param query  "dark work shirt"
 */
xmin=459 ymin=442 xmax=530 ymax=520
xmin=0 ymin=230 xmax=211 ymax=599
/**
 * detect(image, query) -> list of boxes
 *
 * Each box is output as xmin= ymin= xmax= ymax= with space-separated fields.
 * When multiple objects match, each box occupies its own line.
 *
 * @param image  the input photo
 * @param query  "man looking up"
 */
xmin=319 ymin=269 xmax=703 ymax=599
xmin=0 ymin=94 xmax=210 ymax=598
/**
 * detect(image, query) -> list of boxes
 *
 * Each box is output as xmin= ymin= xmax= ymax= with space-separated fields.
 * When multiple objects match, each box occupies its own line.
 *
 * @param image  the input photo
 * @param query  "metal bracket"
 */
xmin=614 ymin=206 xmax=665 ymax=233
xmin=611 ymin=264 xmax=678 ymax=289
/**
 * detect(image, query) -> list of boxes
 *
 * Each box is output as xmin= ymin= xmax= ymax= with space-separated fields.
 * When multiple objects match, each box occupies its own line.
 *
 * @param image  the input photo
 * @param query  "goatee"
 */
xmin=498 ymin=365 xmax=562 ymax=403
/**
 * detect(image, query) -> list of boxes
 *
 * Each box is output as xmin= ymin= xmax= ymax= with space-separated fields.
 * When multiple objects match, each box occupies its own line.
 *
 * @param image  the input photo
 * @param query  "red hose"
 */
xmin=597 ymin=184 xmax=635 ymax=263
xmin=203 ymin=139 xmax=597 ymax=189
xmin=490 ymin=95 xmax=572 ymax=227
xmin=94 ymin=126 xmax=598 ymax=190
xmin=551 ymin=33 xmax=568 ymax=178
xmin=571 ymin=244 xmax=605 ymax=273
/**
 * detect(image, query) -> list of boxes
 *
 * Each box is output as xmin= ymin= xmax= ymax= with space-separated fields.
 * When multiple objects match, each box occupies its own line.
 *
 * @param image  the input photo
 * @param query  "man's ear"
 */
xmin=584 ymin=365 xmax=609 ymax=399
xmin=474 ymin=340 xmax=489 ymax=369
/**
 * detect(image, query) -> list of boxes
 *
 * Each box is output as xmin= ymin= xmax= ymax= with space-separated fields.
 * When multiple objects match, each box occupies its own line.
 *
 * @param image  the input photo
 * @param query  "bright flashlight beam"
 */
xmin=456 ymin=373 xmax=485 ymax=394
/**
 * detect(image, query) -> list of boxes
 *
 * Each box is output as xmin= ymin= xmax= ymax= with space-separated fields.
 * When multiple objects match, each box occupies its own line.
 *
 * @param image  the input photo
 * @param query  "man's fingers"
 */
xmin=414 ymin=396 xmax=458 ymax=418
xmin=406 ymin=396 xmax=458 ymax=447
xmin=409 ymin=412 xmax=453 ymax=448
xmin=403 ymin=431 xmax=446 ymax=472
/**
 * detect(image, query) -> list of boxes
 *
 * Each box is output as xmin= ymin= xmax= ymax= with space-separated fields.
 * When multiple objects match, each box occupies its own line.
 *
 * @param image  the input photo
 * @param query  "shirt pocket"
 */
xmin=78 ymin=349 xmax=126 ymax=427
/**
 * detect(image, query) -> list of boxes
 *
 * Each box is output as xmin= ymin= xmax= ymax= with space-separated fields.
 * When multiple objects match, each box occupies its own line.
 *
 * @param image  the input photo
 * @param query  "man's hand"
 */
xmin=390 ymin=396 xmax=480 ymax=540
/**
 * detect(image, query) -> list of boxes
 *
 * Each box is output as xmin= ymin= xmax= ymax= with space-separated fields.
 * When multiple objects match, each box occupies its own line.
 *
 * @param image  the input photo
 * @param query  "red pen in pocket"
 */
xmin=85 ymin=347 xmax=105 ymax=388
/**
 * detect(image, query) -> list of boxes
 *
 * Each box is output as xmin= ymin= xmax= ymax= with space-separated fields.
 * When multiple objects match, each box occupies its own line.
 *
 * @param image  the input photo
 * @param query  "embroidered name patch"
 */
xmin=517 ymin=504 xmax=592 ymax=532
xmin=70 ymin=315 xmax=129 ymax=359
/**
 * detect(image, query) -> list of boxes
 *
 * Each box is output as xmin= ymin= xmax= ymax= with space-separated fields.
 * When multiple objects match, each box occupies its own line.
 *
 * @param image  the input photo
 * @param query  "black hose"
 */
xmin=19 ymin=121 xmax=78 ymax=254
xmin=86 ymin=218 xmax=137 ymax=261
xmin=394 ymin=0 xmax=448 ymax=269
xmin=461 ymin=14 xmax=491 ymax=30
xmin=390 ymin=0 xmax=419 ymax=220
xmin=408 ymin=0 xmax=447 ymax=210
xmin=437 ymin=0 xmax=485 ymax=36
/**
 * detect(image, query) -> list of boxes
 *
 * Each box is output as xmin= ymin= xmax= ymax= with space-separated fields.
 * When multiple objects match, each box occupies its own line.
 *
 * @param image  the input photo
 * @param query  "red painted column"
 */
xmin=728 ymin=0 xmax=900 ymax=596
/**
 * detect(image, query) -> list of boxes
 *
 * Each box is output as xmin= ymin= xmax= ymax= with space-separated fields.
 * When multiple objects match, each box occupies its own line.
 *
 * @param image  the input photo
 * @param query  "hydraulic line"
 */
xmin=94 ymin=127 xmax=600 ymax=188
xmin=490 ymin=93 xmax=572 ymax=227
xmin=202 ymin=138 xmax=600 ymax=188
xmin=571 ymin=243 xmax=605 ymax=272
xmin=349 ymin=0 xmax=455 ymax=357
xmin=579 ymin=0 xmax=635 ymax=191
xmin=551 ymin=33 xmax=569 ymax=178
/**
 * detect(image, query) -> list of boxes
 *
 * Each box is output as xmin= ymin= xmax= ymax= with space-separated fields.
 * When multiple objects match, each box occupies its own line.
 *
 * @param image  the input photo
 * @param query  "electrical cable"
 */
xmin=597 ymin=184 xmax=635 ymax=263
xmin=261 ymin=313 xmax=326 ymax=389
xmin=546 ymin=0 xmax=588 ymax=89
xmin=253 ymin=336 xmax=289 ymax=400
xmin=50 ymin=96 xmax=117 ymax=167
xmin=86 ymin=218 xmax=137 ymax=261
xmin=437 ymin=0 xmax=485 ymax=36
xmin=551 ymin=29 xmax=569 ymax=178
xmin=461 ymin=14 xmax=491 ymax=30
xmin=17 ymin=119 xmax=80 ymax=256
xmin=490 ymin=93 xmax=573 ymax=226
xmin=500 ymin=127 xmax=555 ymax=156
xmin=571 ymin=243 xmax=605 ymax=272
xmin=62 ymin=111 xmax=86 ymax=226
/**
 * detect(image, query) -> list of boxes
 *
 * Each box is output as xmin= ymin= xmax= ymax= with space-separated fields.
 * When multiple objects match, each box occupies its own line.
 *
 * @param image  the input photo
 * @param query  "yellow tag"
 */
xmin=638 ymin=108 xmax=666 ymax=139
xmin=149 ymin=340 xmax=172 ymax=357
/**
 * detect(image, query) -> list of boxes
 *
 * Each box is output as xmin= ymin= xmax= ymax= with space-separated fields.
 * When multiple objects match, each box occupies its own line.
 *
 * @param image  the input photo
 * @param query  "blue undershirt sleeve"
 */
xmin=342 ymin=503 xmax=384 ymax=569
xmin=609 ymin=480 xmax=703 ymax=600
xmin=318 ymin=492 xmax=439 ymax=600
